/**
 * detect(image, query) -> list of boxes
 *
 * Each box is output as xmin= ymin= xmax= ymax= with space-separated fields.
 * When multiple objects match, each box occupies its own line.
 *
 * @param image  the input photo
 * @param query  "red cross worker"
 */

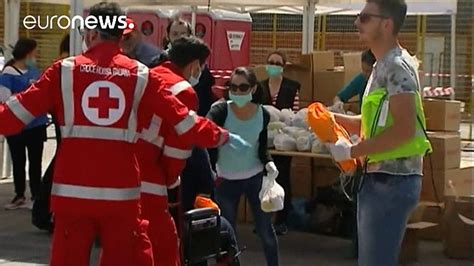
xmin=0 ymin=3 xmax=232 ymax=266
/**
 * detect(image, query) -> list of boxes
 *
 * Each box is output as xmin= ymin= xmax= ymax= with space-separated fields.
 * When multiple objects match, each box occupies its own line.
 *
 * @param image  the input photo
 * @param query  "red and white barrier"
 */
xmin=423 ymin=86 xmax=454 ymax=98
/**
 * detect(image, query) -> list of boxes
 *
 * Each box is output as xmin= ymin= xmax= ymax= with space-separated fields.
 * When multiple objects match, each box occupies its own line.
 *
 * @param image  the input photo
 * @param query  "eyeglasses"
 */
xmin=357 ymin=13 xmax=389 ymax=24
xmin=227 ymin=83 xmax=252 ymax=92
xmin=267 ymin=61 xmax=284 ymax=67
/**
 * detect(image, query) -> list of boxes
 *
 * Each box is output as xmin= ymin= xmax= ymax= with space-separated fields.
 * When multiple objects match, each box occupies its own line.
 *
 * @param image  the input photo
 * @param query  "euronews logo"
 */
xmin=23 ymin=15 xmax=134 ymax=31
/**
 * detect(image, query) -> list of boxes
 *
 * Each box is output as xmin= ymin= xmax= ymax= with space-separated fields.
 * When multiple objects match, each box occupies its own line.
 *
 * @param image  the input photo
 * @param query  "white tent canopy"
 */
xmin=3 ymin=0 xmax=458 ymax=77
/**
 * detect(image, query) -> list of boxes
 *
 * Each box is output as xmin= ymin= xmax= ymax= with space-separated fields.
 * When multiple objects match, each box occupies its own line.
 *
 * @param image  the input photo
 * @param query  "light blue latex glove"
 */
xmin=226 ymin=133 xmax=252 ymax=152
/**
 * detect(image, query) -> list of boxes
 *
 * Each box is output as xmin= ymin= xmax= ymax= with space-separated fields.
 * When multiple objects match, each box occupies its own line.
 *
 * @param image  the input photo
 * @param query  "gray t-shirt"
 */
xmin=363 ymin=47 xmax=423 ymax=176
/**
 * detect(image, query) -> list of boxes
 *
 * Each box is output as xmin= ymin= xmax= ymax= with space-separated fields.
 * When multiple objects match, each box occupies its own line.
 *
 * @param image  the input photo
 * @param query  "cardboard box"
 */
xmin=400 ymin=203 xmax=438 ymax=263
xmin=312 ymin=166 xmax=339 ymax=188
xmin=292 ymin=157 xmax=312 ymax=167
xmin=443 ymin=196 xmax=474 ymax=259
xmin=290 ymin=165 xmax=313 ymax=198
xmin=400 ymin=222 xmax=437 ymax=264
xmin=425 ymin=132 xmax=461 ymax=171
xmin=421 ymin=168 xmax=459 ymax=202
xmin=419 ymin=206 xmax=444 ymax=241
xmin=444 ymin=165 xmax=474 ymax=198
xmin=311 ymin=51 xmax=335 ymax=72
xmin=313 ymin=70 xmax=346 ymax=105
xmin=423 ymin=99 xmax=461 ymax=132
xmin=312 ymin=157 xmax=335 ymax=168
xmin=299 ymin=101 xmax=312 ymax=108
xmin=342 ymin=52 xmax=362 ymax=86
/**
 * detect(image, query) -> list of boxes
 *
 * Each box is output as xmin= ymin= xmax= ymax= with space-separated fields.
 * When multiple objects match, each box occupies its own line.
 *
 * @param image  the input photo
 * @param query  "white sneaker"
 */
xmin=23 ymin=199 xmax=34 ymax=210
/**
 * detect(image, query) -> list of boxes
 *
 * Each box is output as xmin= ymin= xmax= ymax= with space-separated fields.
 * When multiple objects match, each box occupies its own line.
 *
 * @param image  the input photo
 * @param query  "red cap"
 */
xmin=123 ymin=18 xmax=136 ymax=35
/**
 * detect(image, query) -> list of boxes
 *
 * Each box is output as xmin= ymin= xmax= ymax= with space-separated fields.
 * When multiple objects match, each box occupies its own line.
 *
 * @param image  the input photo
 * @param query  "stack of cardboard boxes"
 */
xmin=418 ymin=99 xmax=474 ymax=259
xmin=254 ymin=51 xmax=362 ymax=109
xmin=420 ymin=99 xmax=462 ymax=241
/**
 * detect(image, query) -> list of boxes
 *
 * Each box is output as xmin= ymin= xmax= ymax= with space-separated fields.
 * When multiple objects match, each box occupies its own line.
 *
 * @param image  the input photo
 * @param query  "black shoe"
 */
xmin=274 ymin=223 xmax=288 ymax=236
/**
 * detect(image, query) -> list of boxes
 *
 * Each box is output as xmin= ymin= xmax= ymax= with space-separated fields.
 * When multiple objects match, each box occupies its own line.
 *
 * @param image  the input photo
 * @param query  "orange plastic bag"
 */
xmin=194 ymin=195 xmax=220 ymax=213
xmin=307 ymin=102 xmax=358 ymax=175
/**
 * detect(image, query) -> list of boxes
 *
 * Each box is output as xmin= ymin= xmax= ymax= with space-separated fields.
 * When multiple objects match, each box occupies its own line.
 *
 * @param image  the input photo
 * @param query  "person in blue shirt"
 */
xmin=0 ymin=38 xmax=48 ymax=210
xmin=333 ymin=49 xmax=376 ymax=111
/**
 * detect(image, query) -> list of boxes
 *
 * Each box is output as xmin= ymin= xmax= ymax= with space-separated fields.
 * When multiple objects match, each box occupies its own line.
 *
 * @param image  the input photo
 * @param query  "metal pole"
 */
xmin=449 ymin=13 xmax=456 ymax=100
xmin=70 ymin=0 xmax=83 ymax=55
xmin=272 ymin=14 xmax=277 ymax=49
xmin=307 ymin=0 xmax=315 ymax=53
xmin=191 ymin=6 xmax=197 ymax=34
xmin=2 ymin=140 xmax=11 ymax=179
xmin=302 ymin=5 xmax=309 ymax=53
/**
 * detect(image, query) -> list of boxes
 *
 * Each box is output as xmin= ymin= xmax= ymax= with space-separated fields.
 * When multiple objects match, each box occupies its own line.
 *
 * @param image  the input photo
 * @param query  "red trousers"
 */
xmin=50 ymin=213 xmax=153 ymax=266
xmin=141 ymin=196 xmax=181 ymax=266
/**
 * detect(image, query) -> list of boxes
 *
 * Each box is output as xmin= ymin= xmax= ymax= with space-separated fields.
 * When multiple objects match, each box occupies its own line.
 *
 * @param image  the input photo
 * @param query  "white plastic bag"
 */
xmin=263 ymin=105 xmax=281 ymax=122
xmin=311 ymin=136 xmax=329 ymax=154
xmin=267 ymin=130 xmax=278 ymax=148
xmin=268 ymin=121 xmax=286 ymax=131
xmin=274 ymin=133 xmax=297 ymax=151
xmin=280 ymin=109 xmax=295 ymax=126
xmin=292 ymin=108 xmax=308 ymax=129
xmin=281 ymin=126 xmax=301 ymax=138
xmin=259 ymin=176 xmax=285 ymax=213
xmin=296 ymin=136 xmax=312 ymax=151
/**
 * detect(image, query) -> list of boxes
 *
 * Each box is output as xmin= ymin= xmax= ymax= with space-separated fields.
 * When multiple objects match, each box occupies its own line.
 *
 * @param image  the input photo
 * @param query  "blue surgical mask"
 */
xmin=25 ymin=58 xmax=36 ymax=68
xmin=229 ymin=91 xmax=252 ymax=108
xmin=265 ymin=65 xmax=283 ymax=77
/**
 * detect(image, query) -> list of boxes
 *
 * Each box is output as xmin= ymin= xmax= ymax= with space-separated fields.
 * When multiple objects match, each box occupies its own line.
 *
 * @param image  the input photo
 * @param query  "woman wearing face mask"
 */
xmin=259 ymin=50 xmax=301 ymax=235
xmin=0 ymin=38 xmax=48 ymax=210
xmin=208 ymin=67 xmax=280 ymax=266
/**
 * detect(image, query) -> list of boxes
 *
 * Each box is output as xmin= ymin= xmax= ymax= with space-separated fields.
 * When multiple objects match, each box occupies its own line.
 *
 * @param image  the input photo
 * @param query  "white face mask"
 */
xmin=188 ymin=65 xmax=202 ymax=87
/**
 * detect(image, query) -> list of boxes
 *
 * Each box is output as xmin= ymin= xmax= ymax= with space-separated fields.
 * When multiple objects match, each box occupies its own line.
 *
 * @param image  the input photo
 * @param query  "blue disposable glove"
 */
xmin=227 ymin=133 xmax=251 ymax=152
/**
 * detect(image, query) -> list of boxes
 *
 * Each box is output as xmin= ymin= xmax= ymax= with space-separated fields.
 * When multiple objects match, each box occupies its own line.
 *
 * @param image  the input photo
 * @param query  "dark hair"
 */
xmin=4 ymin=38 xmax=37 ymax=69
xmin=230 ymin=67 xmax=261 ymax=104
xmin=59 ymin=33 xmax=70 ymax=56
xmin=231 ymin=67 xmax=257 ymax=87
xmin=266 ymin=50 xmax=287 ymax=65
xmin=367 ymin=0 xmax=407 ymax=35
xmin=163 ymin=16 xmax=193 ymax=48
xmin=168 ymin=36 xmax=210 ymax=68
xmin=88 ymin=2 xmax=125 ymax=40
xmin=361 ymin=49 xmax=376 ymax=65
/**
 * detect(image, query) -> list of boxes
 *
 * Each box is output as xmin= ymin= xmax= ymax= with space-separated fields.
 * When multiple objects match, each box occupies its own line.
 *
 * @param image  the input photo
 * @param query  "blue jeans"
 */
xmin=358 ymin=173 xmax=421 ymax=266
xmin=216 ymin=173 xmax=280 ymax=266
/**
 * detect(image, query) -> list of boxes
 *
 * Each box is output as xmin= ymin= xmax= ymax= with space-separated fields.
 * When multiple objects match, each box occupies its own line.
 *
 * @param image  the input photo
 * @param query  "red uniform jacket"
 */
xmin=0 ymin=42 xmax=228 ymax=216
xmin=137 ymin=62 xmax=204 ymax=204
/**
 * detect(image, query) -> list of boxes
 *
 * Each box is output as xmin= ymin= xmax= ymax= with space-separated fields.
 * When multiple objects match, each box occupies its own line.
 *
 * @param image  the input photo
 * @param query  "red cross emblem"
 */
xmin=88 ymin=87 xmax=120 ymax=119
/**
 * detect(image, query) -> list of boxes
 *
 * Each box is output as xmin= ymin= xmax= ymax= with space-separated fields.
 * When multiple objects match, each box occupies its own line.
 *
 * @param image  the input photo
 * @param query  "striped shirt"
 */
xmin=272 ymin=90 xmax=300 ymax=111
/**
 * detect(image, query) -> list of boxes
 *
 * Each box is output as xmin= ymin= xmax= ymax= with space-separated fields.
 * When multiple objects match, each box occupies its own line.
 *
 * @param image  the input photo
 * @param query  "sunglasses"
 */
xmin=267 ymin=61 xmax=284 ymax=67
xmin=357 ymin=13 xmax=389 ymax=24
xmin=227 ymin=83 xmax=252 ymax=92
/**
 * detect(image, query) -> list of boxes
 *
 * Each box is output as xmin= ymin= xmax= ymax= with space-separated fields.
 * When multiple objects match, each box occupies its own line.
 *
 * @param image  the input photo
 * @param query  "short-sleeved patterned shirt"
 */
xmin=363 ymin=47 xmax=423 ymax=176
